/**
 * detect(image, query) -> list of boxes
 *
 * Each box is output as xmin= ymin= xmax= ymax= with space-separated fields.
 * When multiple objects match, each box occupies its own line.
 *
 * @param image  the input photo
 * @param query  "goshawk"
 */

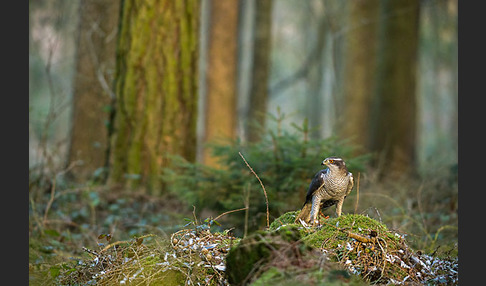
xmin=295 ymin=157 xmax=354 ymax=225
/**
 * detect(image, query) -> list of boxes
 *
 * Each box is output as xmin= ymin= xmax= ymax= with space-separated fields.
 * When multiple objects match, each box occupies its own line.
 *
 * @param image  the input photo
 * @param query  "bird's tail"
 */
xmin=294 ymin=203 xmax=312 ymax=224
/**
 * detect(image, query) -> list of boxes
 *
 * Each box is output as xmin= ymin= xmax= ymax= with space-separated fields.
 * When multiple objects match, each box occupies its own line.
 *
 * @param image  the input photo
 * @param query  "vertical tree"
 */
xmin=304 ymin=1 xmax=328 ymax=140
xmin=108 ymin=0 xmax=199 ymax=194
xmin=202 ymin=0 xmax=239 ymax=167
xmin=246 ymin=0 xmax=273 ymax=142
xmin=67 ymin=0 xmax=120 ymax=182
xmin=339 ymin=0 xmax=380 ymax=151
xmin=370 ymin=0 xmax=420 ymax=174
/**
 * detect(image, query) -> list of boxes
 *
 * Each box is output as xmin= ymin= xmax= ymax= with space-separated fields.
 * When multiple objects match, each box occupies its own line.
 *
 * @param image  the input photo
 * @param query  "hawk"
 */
xmin=295 ymin=156 xmax=354 ymax=225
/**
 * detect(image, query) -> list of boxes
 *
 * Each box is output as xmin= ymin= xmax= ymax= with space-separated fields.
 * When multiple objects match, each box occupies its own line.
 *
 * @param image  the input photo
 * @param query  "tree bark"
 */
xmin=340 ymin=0 xmax=380 ymax=151
xmin=67 ymin=0 xmax=120 ymax=182
xmin=370 ymin=0 xmax=420 ymax=174
xmin=246 ymin=0 xmax=273 ymax=142
xmin=202 ymin=0 xmax=239 ymax=167
xmin=305 ymin=2 xmax=328 ymax=140
xmin=108 ymin=0 xmax=199 ymax=194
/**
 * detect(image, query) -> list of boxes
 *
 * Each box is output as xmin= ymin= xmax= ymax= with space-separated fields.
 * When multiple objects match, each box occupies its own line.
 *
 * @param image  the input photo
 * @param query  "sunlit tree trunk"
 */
xmin=67 ymin=0 xmax=120 ymax=182
xmin=246 ymin=0 xmax=273 ymax=142
xmin=339 ymin=0 xmax=380 ymax=152
xmin=202 ymin=0 xmax=239 ymax=167
xmin=108 ymin=0 xmax=199 ymax=194
xmin=370 ymin=0 xmax=420 ymax=175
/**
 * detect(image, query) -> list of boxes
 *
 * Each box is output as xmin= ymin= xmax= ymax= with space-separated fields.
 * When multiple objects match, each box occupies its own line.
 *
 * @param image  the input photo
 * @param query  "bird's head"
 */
xmin=321 ymin=157 xmax=347 ymax=172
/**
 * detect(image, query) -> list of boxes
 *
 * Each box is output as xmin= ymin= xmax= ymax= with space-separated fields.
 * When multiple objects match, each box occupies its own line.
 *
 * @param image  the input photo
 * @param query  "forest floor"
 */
xmin=29 ymin=164 xmax=458 ymax=285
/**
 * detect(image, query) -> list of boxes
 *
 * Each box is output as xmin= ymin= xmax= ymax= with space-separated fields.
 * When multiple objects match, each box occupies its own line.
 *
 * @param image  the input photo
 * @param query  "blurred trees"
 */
xmin=67 ymin=0 xmax=120 ymax=182
xmin=29 ymin=0 xmax=79 ymax=181
xmin=340 ymin=0 xmax=380 ymax=153
xmin=246 ymin=0 xmax=273 ymax=142
xmin=107 ymin=0 xmax=200 ymax=194
xmin=339 ymin=0 xmax=420 ymax=175
xmin=29 ymin=0 xmax=457 ymax=190
xmin=202 ymin=0 xmax=239 ymax=167
xmin=417 ymin=0 xmax=457 ymax=170
xmin=369 ymin=0 xmax=420 ymax=174
xmin=303 ymin=3 xmax=328 ymax=140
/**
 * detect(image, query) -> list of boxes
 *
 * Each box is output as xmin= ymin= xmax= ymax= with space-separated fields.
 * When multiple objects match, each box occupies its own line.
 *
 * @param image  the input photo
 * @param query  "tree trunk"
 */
xmin=67 ymin=0 xmax=120 ymax=182
xmin=108 ymin=0 xmax=199 ymax=194
xmin=370 ymin=0 xmax=420 ymax=175
xmin=305 ymin=2 xmax=328 ymax=140
xmin=246 ymin=0 xmax=273 ymax=142
xmin=202 ymin=0 xmax=239 ymax=167
xmin=339 ymin=0 xmax=380 ymax=151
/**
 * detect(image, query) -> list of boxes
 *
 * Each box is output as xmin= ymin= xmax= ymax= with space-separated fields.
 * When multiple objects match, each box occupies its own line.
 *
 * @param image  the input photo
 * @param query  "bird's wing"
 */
xmin=304 ymin=169 xmax=327 ymax=205
xmin=345 ymin=172 xmax=354 ymax=196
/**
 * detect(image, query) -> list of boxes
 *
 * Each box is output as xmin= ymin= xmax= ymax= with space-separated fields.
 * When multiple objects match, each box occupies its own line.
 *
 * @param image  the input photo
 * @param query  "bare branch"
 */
xmin=238 ymin=152 xmax=269 ymax=229
xmin=213 ymin=207 xmax=249 ymax=223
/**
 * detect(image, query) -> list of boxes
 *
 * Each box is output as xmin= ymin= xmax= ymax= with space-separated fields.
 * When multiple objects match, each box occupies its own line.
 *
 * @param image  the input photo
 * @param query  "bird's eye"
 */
xmin=329 ymin=159 xmax=334 ymax=164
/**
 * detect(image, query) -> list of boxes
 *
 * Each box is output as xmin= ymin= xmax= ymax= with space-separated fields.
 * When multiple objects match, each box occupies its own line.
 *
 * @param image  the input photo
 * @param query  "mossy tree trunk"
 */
xmin=369 ymin=0 xmax=420 ymax=175
xmin=67 ymin=0 xmax=120 ymax=182
xmin=202 ymin=0 xmax=239 ymax=167
xmin=108 ymin=0 xmax=199 ymax=194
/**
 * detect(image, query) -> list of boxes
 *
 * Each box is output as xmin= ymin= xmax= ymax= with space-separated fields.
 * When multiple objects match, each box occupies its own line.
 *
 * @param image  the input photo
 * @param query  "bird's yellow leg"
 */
xmin=319 ymin=210 xmax=329 ymax=220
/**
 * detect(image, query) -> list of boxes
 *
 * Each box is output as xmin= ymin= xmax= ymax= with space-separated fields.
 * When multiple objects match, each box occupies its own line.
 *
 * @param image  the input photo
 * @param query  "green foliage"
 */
xmin=163 ymin=113 xmax=370 ymax=234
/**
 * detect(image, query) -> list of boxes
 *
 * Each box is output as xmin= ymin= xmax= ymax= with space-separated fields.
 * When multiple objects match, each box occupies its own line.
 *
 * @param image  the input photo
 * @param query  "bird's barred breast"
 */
xmin=323 ymin=174 xmax=350 ymax=197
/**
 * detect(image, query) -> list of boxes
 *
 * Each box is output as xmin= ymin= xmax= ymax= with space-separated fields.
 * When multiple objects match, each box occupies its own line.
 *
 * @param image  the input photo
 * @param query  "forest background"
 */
xmin=29 ymin=0 xmax=458 ymax=283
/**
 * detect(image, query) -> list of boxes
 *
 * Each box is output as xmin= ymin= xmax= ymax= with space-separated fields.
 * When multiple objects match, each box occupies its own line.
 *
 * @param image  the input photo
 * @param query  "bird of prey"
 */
xmin=295 ymin=156 xmax=354 ymax=225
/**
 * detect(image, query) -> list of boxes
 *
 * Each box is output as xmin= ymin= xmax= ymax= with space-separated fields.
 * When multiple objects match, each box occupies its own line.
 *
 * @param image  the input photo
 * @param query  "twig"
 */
xmin=354 ymin=172 xmax=361 ymax=214
xmin=42 ymin=160 xmax=82 ymax=227
xmin=238 ymin=152 xmax=269 ymax=229
xmin=192 ymin=205 xmax=198 ymax=225
xmin=243 ymin=182 xmax=251 ymax=238
xmin=346 ymin=231 xmax=376 ymax=244
xmin=213 ymin=207 xmax=248 ymax=222
xmin=42 ymin=177 xmax=57 ymax=228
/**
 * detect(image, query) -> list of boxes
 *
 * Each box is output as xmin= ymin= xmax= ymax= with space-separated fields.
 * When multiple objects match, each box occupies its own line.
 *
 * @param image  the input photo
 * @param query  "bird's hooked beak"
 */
xmin=321 ymin=159 xmax=328 ymax=166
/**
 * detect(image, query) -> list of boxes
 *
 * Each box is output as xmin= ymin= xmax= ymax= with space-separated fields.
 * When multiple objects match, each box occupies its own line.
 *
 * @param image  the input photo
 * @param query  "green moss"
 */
xmin=250 ymin=267 xmax=284 ymax=286
xmin=269 ymin=210 xmax=299 ymax=230
xmin=303 ymin=214 xmax=391 ymax=249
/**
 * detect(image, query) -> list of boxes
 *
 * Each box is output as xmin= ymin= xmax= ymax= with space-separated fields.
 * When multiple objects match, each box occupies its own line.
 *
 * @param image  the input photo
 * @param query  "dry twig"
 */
xmin=213 ymin=207 xmax=249 ymax=222
xmin=238 ymin=152 xmax=270 ymax=228
xmin=354 ymin=172 xmax=361 ymax=214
